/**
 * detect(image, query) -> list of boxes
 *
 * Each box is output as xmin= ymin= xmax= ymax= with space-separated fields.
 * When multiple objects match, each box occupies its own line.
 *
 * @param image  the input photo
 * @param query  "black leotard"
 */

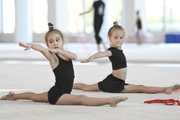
xmin=97 ymin=47 xmax=128 ymax=93
xmin=108 ymin=47 xmax=127 ymax=70
xmin=48 ymin=54 xmax=74 ymax=105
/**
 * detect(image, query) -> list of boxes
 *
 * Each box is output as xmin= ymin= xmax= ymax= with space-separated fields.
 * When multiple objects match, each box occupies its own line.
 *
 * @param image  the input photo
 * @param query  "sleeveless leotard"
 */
xmin=48 ymin=54 xmax=74 ymax=105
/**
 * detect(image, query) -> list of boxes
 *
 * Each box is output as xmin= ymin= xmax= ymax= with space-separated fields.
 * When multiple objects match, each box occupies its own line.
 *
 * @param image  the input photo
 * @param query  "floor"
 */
xmin=0 ymin=42 xmax=180 ymax=120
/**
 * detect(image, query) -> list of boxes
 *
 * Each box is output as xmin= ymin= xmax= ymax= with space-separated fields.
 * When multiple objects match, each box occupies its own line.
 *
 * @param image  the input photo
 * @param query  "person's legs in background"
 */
xmin=94 ymin=19 xmax=107 ymax=52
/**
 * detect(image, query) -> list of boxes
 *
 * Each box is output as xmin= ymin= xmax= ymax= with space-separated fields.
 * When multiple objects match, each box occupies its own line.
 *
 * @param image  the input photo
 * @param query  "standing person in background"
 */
xmin=80 ymin=0 xmax=107 ymax=52
xmin=134 ymin=10 xmax=142 ymax=44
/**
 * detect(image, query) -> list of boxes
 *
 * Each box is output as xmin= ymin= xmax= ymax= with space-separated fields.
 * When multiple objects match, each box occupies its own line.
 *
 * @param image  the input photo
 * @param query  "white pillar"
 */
xmin=122 ymin=0 xmax=135 ymax=34
xmin=0 ymin=0 xmax=2 ymax=33
xmin=15 ymin=0 xmax=32 ymax=43
xmin=56 ymin=0 xmax=68 ymax=32
xmin=48 ymin=0 xmax=56 ymax=27
xmin=100 ymin=0 xmax=109 ymax=43
xmin=48 ymin=0 xmax=68 ymax=32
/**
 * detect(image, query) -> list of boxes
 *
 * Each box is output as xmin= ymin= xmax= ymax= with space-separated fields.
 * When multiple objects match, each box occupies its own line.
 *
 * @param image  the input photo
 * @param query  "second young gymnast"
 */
xmin=73 ymin=21 xmax=180 ymax=94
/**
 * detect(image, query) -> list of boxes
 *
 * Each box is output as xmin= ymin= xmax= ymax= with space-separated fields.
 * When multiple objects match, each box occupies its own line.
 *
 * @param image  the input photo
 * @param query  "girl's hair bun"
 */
xmin=113 ymin=21 xmax=118 ymax=26
xmin=48 ymin=23 xmax=54 ymax=31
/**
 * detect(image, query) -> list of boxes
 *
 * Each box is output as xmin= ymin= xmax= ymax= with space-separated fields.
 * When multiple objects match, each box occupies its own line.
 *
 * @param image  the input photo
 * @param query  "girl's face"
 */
xmin=46 ymin=32 xmax=64 ymax=49
xmin=109 ymin=29 xmax=124 ymax=48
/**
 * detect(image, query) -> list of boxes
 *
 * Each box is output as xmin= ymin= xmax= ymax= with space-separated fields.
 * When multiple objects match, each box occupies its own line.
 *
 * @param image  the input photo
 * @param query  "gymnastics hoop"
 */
xmin=76 ymin=15 xmax=91 ymax=55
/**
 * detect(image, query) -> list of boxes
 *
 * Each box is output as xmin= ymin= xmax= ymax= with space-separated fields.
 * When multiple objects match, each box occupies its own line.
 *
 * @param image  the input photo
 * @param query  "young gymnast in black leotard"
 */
xmin=73 ymin=21 xmax=180 ymax=94
xmin=0 ymin=23 xmax=128 ymax=107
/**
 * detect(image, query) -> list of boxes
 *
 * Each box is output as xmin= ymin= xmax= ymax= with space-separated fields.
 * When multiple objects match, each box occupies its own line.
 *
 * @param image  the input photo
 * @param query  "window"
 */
xmin=83 ymin=0 xmax=94 ymax=33
xmin=165 ymin=0 xmax=180 ymax=32
xmin=67 ymin=0 xmax=92 ymax=33
xmin=67 ymin=0 xmax=83 ymax=33
xmin=32 ymin=0 xmax=48 ymax=33
xmin=2 ymin=0 xmax=48 ymax=34
xmin=146 ymin=0 xmax=180 ymax=32
xmin=109 ymin=0 xmax=122 ymax=25
xmin=146 ymin=0 xmax=164 ymax=32
xmin=2 ymin=0 xmax=15 ymax=34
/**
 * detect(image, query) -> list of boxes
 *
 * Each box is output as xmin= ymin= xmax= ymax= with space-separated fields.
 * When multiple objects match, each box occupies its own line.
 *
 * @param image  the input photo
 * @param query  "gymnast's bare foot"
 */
xmin=165 ymin=84 xmax=180 ymax=94
xmin=0 ymin=91 xmax=15 ymax=100
xmin=109 ymin=97 xmax=128 ymax=107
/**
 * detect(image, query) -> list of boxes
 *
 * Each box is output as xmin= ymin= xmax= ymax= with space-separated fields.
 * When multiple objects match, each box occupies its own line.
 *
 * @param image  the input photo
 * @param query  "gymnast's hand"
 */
xmin=81 ymin=56 xmax=94 ymax=63
xmin=19 ymin=42 xmax=32 ymax=51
